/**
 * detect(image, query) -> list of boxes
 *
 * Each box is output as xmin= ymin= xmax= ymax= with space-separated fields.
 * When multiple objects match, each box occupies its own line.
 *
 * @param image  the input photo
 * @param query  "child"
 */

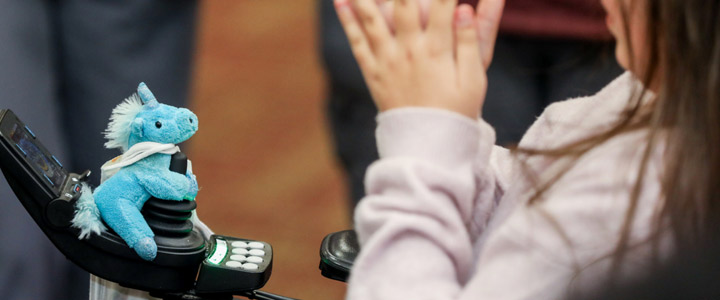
xmin=334 ymin=0 xmax=720 ymax=298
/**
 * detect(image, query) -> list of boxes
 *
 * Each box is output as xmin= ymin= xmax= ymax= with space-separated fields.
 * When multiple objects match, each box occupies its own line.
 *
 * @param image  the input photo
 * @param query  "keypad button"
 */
xmin=225 ymin=261 xmax=243 ymax=268
xmin=230 ymin=255 xmax=247 ymax=262
xmin=246 ymin=256 xmax=263 ymax=264
xmin=248 ymin=249 xmax=265 ymax=256
xmin=248 ymin=242 xmax=265 ymax=249
xmin=242 ymin=263 xmax=259 ymax=270
xmin=231 ymin=248 xmax=249 ymax=255
xmin=231 ymin=241 xmax=249 ymax=248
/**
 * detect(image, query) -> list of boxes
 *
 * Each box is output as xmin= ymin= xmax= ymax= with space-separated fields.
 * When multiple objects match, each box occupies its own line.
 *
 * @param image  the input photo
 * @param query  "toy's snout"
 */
xmin=177 ymin=108 xmax=198 ymax=134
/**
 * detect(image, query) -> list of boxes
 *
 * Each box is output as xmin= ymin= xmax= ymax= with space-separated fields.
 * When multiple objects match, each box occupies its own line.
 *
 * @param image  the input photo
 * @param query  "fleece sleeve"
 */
xmin=455 ymin=129 xmax=664 ymax=300
xmin=348 ymin=106 xmax=664 ymax=299
xmin=347 ymin=107 xmax=503 ymax=300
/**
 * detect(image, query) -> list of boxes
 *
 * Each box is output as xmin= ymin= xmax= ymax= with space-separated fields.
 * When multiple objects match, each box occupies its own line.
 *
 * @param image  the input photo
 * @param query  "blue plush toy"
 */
xmin=71 ymin=83 xmax=199 ymax=261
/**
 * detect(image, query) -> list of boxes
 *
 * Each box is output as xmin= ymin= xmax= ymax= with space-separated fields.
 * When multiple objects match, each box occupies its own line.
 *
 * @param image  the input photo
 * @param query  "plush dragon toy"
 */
xmin=71 ymin=83 xmax=199 ymax=261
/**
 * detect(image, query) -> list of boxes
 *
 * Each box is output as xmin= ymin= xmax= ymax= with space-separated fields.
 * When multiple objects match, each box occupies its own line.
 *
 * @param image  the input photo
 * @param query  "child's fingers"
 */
xmin=394 ymin=0 xmax=422 ymax=43
xmin=426 ymin=0 xmax=459 ymax=53
xmin=379 ymin=1 xmax=396 ymax=32
xmin=351 ymin=0 xmax=393 ymax=53
xmin=455 ymin=5 xmax=483 ymax=86
xmin=475 ymin=0 xmax=504 ymax=68
xmin=335 ymin=0 xmax=377 ymax=70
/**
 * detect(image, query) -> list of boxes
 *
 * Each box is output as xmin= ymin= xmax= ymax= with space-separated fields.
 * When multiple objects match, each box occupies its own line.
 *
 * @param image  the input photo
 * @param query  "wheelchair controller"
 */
xmin=0 ymin=109 xmax=290 ymax=300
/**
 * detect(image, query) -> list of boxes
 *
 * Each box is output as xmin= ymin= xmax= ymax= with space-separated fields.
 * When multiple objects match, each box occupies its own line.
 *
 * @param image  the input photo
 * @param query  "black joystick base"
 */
xmin=142 ymin=152 xmax=196 ymax=237
xmin=139 ymin=151 xmax=206 ymax=255
xmin=47 ymin=152 xmax=208 ymax=293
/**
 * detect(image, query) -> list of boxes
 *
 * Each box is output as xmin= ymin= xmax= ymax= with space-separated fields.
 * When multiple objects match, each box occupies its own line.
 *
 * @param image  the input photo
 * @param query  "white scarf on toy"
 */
xmin=99 ymin=142 xmax=180 ymax=183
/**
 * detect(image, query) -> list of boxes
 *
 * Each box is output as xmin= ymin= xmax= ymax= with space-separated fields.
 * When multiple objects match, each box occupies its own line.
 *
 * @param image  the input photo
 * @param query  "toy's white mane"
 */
xmin=104 ymin=94 xmax=144 ymax=152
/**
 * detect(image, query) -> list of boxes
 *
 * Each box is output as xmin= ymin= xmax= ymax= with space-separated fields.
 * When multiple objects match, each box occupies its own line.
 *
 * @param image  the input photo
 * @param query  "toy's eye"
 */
xmin=155 ymin=121 xmax=162 ymax=129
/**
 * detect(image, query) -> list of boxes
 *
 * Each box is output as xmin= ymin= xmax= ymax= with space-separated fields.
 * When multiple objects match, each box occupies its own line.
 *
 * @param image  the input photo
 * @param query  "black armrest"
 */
xmin=319 ymin=230 xmax=359 ymax=282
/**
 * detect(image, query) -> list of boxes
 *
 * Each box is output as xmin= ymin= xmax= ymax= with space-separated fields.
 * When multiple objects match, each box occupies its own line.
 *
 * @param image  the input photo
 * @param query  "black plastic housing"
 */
xmin=195 ymin=235 xmax=273 ymax=294
xmin=319 ymin=230 xmax=359 ymax=282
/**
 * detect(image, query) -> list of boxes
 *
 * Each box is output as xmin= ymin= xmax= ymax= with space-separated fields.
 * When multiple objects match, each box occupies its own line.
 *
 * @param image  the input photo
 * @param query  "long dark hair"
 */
xmin=514 ymin=0 xmax=720 ymax=275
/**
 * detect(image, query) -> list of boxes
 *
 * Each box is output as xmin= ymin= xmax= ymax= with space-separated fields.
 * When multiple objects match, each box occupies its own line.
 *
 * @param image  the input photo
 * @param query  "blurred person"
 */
xmin=0 ymin=1 xmax=197 ymax=299
xmin=335 ymin=0 xmax=720 ymax=299
xmin=485 ymin=0 xmax=623 ymax=145
xmin=320 ymin=0 xmax=379 ymax=213
xmin=319 ymin=0 xmax=621 ymax=214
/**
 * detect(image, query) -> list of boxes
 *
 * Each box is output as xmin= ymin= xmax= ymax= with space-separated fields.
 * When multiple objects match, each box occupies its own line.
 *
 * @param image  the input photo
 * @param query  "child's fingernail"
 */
xmin=335 ymin=0 xmax=351 ymax=14
xmin=456 ymin=9 xmax=473 ymax=27
xmin=335 ymin=0 xmax=348 ymax=8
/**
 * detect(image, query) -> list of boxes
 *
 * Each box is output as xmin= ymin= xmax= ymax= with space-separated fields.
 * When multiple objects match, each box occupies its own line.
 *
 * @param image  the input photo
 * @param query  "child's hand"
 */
xmin=379 ymin=0 xmax=501 ymax=69
xmin=335 ymin=0 xmax=504 ymax=118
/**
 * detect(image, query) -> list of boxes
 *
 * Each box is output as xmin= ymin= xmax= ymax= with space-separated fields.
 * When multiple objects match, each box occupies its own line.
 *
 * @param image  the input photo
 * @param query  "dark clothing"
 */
xmin=483 ymin=35 xmax=623 ymax=146
xmin=320 ymin=0 xmax=379 ymax=211
xmin=501 ymin=0 xmax=611 ymax=40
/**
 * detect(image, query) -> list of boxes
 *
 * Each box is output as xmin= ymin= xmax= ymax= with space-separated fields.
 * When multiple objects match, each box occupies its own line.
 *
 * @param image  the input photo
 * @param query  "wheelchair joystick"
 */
xmin=0 ymin=109 xmax=293 ymax=300
xmin=141 ymin=152 xmax=198 ymax=238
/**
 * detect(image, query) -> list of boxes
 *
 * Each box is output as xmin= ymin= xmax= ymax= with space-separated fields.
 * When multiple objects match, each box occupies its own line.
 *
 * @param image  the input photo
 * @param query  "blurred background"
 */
xmin=188 ymin=1 xmax=348 ymax=299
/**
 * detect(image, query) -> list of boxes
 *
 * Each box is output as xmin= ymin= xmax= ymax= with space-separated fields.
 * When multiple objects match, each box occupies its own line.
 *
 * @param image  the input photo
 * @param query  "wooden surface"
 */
xmin=188 ymin=1 xmax=350 ymax=299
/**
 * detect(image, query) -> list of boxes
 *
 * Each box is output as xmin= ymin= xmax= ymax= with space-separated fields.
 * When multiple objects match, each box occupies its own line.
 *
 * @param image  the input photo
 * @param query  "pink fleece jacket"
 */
xmin=348 ymin=73 xmax=669 ymax=299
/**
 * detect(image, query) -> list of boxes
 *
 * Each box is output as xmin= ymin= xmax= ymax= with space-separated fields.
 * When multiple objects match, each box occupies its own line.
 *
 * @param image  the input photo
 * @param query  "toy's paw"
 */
xmin=133 ymin=237 xmax=157 ymax=261
xmin=185 ymin=173 xmax=198 ymax=201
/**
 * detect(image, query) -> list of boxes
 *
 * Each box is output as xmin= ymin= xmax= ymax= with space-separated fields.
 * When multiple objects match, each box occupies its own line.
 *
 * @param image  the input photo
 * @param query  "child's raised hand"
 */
xmin=335 ymin=0 xmax=504 ymax=118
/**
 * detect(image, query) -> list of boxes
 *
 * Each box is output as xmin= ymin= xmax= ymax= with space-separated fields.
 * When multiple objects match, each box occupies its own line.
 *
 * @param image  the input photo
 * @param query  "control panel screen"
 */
xmin=8 ymin=123 xmax=67 ymax=190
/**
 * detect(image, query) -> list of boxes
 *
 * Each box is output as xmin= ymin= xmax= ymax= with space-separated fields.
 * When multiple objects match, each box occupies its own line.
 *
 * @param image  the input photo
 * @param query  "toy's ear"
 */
xmin=137 ymin=82 xmax=159 ymax=109
xmin=132 ymin=118 xmax=144 ymax=138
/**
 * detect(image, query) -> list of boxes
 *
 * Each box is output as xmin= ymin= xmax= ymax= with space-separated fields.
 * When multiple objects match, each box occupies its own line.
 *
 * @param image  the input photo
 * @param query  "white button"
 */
xmin=230 ymin=255 xmax=247 ymax=262
xmin=231 ymin=241 xmax=249 ymax=248
xmin=246 ymin=256 xmax=263 ymax=264
xmin=225 ymin=261 xmax=243 ymax=268
xmin=248 ymin=242 xmax=265 ymax=249
xmin=231 ymin=248 xmax=249 ymax=255
xmin=242 ymin=263 xmax=259 ymax=270
xmin=248 ymin=249 xmax=265 ymax=256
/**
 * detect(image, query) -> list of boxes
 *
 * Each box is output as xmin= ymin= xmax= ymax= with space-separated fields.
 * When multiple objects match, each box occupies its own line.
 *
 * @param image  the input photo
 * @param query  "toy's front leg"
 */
xmin=137 ymin=170 xmax=194 ymax=201
xmin=186 ymin=172 xmax=198 ymax=200
xmin=94 ymin=193 xmax=157 ymax=260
